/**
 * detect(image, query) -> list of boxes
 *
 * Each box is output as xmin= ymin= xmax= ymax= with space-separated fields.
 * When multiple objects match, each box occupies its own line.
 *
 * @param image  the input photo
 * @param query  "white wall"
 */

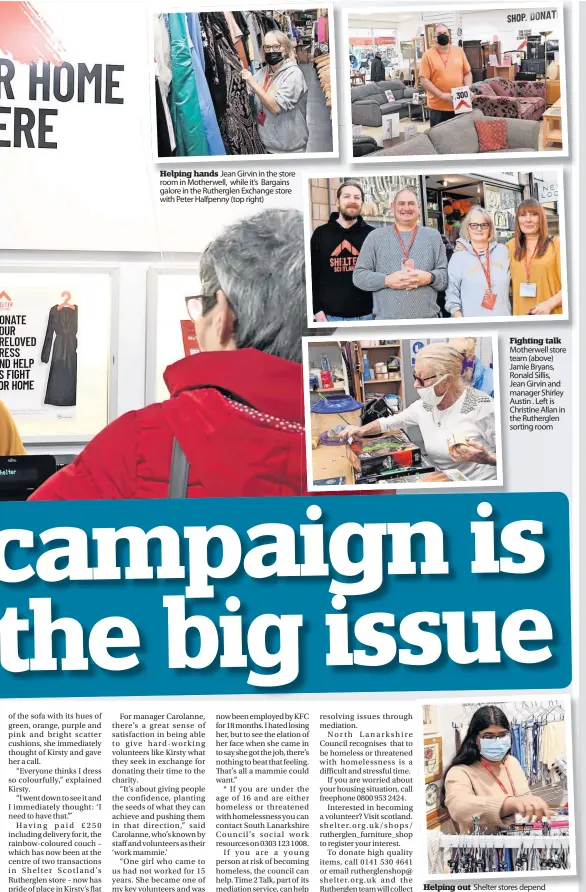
xmin=461 ymin=8 xmax=561 ymax=47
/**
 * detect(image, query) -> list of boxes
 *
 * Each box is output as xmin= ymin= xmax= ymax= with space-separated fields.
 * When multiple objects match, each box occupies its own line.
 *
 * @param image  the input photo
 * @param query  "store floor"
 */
xmin=300 ymin=63 xmax=333 ymax=153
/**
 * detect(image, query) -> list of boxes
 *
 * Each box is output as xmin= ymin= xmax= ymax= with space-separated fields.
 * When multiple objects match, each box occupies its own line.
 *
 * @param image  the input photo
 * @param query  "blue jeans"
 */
xmin=326 ymin=313 xmax=374 ymax=321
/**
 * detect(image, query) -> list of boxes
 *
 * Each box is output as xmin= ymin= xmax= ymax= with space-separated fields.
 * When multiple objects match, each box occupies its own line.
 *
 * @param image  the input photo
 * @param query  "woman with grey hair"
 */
xmin=30 ymin=209 xmax=308 ymax=501
xmin=340 ymin=343 xmax=497 ymax=482
xmin=241 ymin=31 xmax=309 ymax=154
xmin=445 ymin=207 xmax=511 ymax=318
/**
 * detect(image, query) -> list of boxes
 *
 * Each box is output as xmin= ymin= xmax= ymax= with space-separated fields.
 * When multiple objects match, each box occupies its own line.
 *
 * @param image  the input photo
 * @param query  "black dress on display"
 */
xmin=41 ymin=305 xmax=78 ymax=407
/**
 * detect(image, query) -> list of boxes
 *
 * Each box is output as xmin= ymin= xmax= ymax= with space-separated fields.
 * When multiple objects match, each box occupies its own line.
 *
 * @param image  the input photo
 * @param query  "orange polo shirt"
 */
xmin=420 ymin=46 xmax=471 ymax=111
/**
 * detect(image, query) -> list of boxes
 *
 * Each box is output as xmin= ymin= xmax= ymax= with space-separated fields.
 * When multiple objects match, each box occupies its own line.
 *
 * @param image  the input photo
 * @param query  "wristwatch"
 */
xmin=429 ymin=272 xmax=436 ymax=285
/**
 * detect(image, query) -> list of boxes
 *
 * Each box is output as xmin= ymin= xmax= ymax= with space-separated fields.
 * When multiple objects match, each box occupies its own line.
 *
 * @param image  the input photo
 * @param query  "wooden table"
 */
xmin=350 ymin=72 xmax=366 ymax=86
xmin=542 ymin=97 xmax=562 ymax=148
xmin=310 ymin=409 xmax=361 ymax=485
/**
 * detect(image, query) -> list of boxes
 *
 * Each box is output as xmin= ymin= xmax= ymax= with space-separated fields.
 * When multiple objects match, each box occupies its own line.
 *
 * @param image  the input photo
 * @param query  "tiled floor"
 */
xmin=300 ymin=63 xmax=333 ymax=153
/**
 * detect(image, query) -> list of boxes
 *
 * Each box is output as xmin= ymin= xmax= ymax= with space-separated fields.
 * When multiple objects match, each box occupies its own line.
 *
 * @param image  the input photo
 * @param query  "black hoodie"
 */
xmin=311 ymin=213 xmax=375 ymax=317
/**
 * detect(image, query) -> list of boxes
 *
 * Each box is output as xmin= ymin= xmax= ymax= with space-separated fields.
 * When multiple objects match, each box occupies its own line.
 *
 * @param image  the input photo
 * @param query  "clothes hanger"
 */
xmin=58 ymin=291 xmax=77 ymax=310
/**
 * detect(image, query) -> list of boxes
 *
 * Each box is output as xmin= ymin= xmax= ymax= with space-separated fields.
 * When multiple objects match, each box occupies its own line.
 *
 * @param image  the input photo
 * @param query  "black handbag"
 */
xmin=360 ymin=397 xmax=391 ymax=427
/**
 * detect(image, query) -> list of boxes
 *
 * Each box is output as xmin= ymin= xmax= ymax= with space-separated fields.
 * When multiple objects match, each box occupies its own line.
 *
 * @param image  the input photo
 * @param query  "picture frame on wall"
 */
xmin=424 ymin=735 xmax=443 ymax=783
xmin=424 ymin=24 xmax=438 ymax=49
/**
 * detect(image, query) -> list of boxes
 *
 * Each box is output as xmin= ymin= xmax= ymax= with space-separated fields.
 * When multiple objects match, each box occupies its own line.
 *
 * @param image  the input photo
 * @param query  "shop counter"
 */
xmin=311 ymin=409 xmax=361 ymax=485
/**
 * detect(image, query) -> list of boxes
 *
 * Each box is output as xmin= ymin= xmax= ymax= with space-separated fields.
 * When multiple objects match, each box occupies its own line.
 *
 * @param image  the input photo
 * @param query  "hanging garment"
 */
xmin=199 ymin=12 xmax=265 ymax=155
xmin=155 ymin=78 xmax=174 ymax=156
xmin=41 ymin=305 xmax=78 ymax=407
xmin=232 ymin=10 xmax=252 ymax=67
xmin=167 ymin=13 xmax=209 ymax=156
xmin=185 ymin=12 xmax=226 ymax=155
xmin=317 ymin=15 xmax=329 ymax=45
xmin=223 ymin=11 xmax=249 ymax=69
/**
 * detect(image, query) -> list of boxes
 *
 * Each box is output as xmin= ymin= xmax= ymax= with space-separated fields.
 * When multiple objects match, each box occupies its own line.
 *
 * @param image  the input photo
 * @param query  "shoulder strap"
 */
xmin=168 ymin=438 xmax=190 ymax=499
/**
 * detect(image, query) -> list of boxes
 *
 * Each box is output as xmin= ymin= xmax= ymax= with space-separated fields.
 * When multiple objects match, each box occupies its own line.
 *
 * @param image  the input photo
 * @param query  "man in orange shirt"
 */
xmin=420 ymin=24 xmax=472 ymax=127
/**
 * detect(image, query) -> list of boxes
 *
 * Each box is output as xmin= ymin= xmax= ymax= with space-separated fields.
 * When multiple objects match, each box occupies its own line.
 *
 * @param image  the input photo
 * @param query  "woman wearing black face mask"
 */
xmin=240 ymin=31 xmax=309 ymax=154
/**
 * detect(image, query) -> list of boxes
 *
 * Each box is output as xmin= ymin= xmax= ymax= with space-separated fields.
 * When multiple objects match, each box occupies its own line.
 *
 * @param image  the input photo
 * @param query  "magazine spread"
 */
xmin=0 ymin=0 xmax=580 ymax=889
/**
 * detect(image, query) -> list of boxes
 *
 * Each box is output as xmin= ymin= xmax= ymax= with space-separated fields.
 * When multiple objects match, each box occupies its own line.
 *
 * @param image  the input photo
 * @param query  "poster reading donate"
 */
xmin=0 ymin=271 xmax=111 ymax=437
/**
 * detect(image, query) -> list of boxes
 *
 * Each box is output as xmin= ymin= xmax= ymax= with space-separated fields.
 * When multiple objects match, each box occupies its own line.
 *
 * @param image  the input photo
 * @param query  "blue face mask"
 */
xmin=479 ymin=735 xmax=511 ymax=762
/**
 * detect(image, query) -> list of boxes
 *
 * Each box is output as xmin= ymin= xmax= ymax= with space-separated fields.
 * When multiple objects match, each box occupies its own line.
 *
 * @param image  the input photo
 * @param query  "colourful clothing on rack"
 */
xmin=185 ymin=12 xmax=226 ymax=155
xmin=167 ymin=13 xmax=209 ymax=156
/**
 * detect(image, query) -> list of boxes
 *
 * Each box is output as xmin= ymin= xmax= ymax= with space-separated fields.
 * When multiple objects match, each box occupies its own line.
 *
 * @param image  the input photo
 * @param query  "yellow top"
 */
xmin=507 ymin=236 xmax=562 ymax=316
xmin=0 ymin=401 xmax=25 ymax=455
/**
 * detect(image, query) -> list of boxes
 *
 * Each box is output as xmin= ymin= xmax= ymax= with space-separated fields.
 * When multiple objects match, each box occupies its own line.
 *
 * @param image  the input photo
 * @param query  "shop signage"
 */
xmin=537 ymin=179 xmax=559 ymax=202
xmin=508 ymin=10 xmax=558 ymax=24
xmin=451 ymin=86 xmax=473 ymax=114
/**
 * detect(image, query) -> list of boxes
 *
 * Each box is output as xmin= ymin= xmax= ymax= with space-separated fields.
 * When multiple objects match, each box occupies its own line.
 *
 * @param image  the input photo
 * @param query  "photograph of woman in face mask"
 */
xmin=441 ymin=705 xmax=552 ymax=833
xmin=241 ymin=31 xmax=309 ymax=154
xmin=339 ymin=343 xmax=497 ymax=481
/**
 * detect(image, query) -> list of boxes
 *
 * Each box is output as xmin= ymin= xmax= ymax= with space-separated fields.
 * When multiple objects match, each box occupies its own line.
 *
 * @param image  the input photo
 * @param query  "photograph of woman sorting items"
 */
xmin=153 ymin=8 xmax=333 ymax=157
xmin=307 ymin=337 xmax=500 ymax=489
xmin=422 ymin=700 xmax=572 ymax=876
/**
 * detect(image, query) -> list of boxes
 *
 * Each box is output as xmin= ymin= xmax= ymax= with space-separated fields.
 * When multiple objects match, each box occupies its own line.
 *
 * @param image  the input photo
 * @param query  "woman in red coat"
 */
xmin=30 ymin=209 xmax=307 ymax=500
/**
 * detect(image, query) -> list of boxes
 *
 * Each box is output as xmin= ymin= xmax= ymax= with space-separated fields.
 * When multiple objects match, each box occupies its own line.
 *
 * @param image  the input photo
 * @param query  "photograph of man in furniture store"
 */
xmin=348 ymin=6 xmax=564 ymax=158
xmin=308 ymin=172 xmax=563 ymax=322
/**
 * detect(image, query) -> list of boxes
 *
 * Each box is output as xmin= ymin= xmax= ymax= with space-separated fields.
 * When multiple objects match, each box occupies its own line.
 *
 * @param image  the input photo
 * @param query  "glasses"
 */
xmin=469 ymin=223 xmax=490 ymax=231
xmin=479 ymin=732 xmax=509 ymax=740
xmin=263 ymin=45 xmax=283 ymax=52
xmin=412 ymin=372 xmax=437 ymax=387
xmin=185 ymin=293 xmax=217 ymax=321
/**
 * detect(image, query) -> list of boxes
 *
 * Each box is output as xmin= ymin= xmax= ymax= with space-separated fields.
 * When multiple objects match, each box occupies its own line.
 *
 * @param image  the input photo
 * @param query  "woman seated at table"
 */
xmin=340 ymin=343 xmax=497 ymax=481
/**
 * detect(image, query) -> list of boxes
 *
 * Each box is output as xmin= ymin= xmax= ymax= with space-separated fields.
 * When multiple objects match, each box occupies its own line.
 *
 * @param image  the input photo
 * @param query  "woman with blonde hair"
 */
xmin=340 ymin=343 xmax=497 ymax=481
xmin=445 ymin=207 xmax=511 ymax=318
xmin=241 ymin=30 xmax=309 ymax=154
xmin=507 ymin=198 xmax=562 ymax=315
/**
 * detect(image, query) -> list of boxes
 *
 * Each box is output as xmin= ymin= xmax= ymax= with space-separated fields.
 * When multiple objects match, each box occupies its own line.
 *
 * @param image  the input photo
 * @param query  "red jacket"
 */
xmin=30 ymin=349 xmax=307 ymax=500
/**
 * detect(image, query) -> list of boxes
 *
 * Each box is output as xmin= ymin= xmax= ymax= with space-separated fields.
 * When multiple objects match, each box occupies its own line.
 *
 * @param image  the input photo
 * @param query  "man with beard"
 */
xmin=311 ymin=182 xmax=375 ymax=321
xmin=420 ymin=23 xmax=472 ymax=127
xmin=353 ymin=188 xmax=448 ymax=320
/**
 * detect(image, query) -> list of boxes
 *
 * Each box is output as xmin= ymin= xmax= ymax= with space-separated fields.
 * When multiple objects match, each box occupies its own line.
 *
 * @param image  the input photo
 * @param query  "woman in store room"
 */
xmin=0 ymin=401 xmax=25 ymax=455
xmin=29 ymin=209 xmax=308 ymax=500
xmin=339 ymin=343 xmax=498 ymax=482
xmin=508 ymin=198 xmax=563 ymax=316
xmin=441 ymin=705 xmax=552 ymax=833
xmin=445 ymin=207 xmax=511 ymax=318
xmin=449 ymin=337 xmax=494 ymax=398
xmin=241 ymin=31 xmax=309 ymax=154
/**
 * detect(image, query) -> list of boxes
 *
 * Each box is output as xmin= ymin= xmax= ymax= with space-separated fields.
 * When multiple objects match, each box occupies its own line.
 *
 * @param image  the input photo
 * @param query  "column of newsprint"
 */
xmin=1 ymin=702 xmax=416 ymax=892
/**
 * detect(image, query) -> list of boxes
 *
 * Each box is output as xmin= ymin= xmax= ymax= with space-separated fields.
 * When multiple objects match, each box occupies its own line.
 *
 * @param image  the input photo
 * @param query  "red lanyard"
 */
xmin=524 ymin=244 xmax=538 ymax=282
xmin=472 ymin=247 xmax=492 ymax=291
xmin=435 ymin=47 xmax=451 ymax=71
xmin=480 ymin=757 xmax=517 ymax=797
xmin=263 ymin=70 xmax=274 ymax=91
xmin=394 ymin=224 xmax=418 ymax=262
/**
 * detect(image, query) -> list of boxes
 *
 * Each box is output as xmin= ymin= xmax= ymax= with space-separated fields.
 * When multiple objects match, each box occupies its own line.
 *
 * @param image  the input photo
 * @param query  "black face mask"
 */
xmin=265 ymin=51 xmax=284 ymax=66
xmin=436 ymin=33 xmax=450 ymax=46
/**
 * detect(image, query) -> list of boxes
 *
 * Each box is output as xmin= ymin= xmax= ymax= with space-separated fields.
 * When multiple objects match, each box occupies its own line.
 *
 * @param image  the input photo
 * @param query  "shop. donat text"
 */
xmin=0 ymin=61 xmax=124 ymax=149
xmin=0 ymin=503 xmax=557 ymax=684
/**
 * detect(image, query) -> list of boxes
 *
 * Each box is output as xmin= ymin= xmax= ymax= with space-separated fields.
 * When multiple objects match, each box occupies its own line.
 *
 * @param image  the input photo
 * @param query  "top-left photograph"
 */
xmin=152 ymin=7 xmax=336 ymax=159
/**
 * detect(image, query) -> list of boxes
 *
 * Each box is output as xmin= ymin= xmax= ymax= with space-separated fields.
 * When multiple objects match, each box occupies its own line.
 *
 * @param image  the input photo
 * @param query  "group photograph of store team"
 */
xmin=348 ymin=6 xmax=565 ymax=158
xmin=309 ymin=172 xmax=563 ymax=323
xmin=153 ymin=7 xmax=334 ymax=157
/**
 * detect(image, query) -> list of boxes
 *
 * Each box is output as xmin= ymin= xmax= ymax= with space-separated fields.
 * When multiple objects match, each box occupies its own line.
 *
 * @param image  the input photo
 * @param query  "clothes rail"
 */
xmin=437 ymin=834 xmax=570 ymax=849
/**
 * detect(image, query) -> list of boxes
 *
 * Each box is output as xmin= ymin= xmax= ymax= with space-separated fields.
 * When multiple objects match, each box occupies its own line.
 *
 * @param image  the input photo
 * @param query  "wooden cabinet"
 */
xmin=486 ymin=64 xmax=517 ymax=80
xmin=546 ymin=79 xmax=561 ymax=105
xmin=358 ymin=341 xmax=405 ymax=407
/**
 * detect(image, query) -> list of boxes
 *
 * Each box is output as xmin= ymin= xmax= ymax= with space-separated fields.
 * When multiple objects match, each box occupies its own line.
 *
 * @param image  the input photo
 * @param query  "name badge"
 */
xmin=520 ymin=282 xmax=537 ymax=298
xmin=481 ymin=290 xmax=497 ymax=311
xmin=257 ymin=108 xmax=267 ymax=126
xmin=401 ymin=259 xmax=415 ymax=271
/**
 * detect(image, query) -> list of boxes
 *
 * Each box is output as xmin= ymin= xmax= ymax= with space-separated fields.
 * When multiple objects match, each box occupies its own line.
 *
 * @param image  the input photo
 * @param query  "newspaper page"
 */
xmin=0 ymin=1 xmax=579 ymax=891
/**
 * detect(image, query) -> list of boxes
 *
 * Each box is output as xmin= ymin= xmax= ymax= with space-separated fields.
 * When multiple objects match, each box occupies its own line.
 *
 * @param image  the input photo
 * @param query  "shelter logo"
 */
xmin=0 ymin=291 xmax=14 ymax=309
xmin=330 ymin=240 xmax=360 ymax=272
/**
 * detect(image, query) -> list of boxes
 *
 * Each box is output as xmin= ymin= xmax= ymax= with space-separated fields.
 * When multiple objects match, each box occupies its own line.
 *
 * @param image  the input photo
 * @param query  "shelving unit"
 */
xmin=358 ymin=342 xmax=405 ymax=407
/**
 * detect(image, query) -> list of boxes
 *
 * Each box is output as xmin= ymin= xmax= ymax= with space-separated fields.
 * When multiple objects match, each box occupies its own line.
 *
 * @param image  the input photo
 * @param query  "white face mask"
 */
xmin=416 ymin=374 xmax=448 ymax=407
